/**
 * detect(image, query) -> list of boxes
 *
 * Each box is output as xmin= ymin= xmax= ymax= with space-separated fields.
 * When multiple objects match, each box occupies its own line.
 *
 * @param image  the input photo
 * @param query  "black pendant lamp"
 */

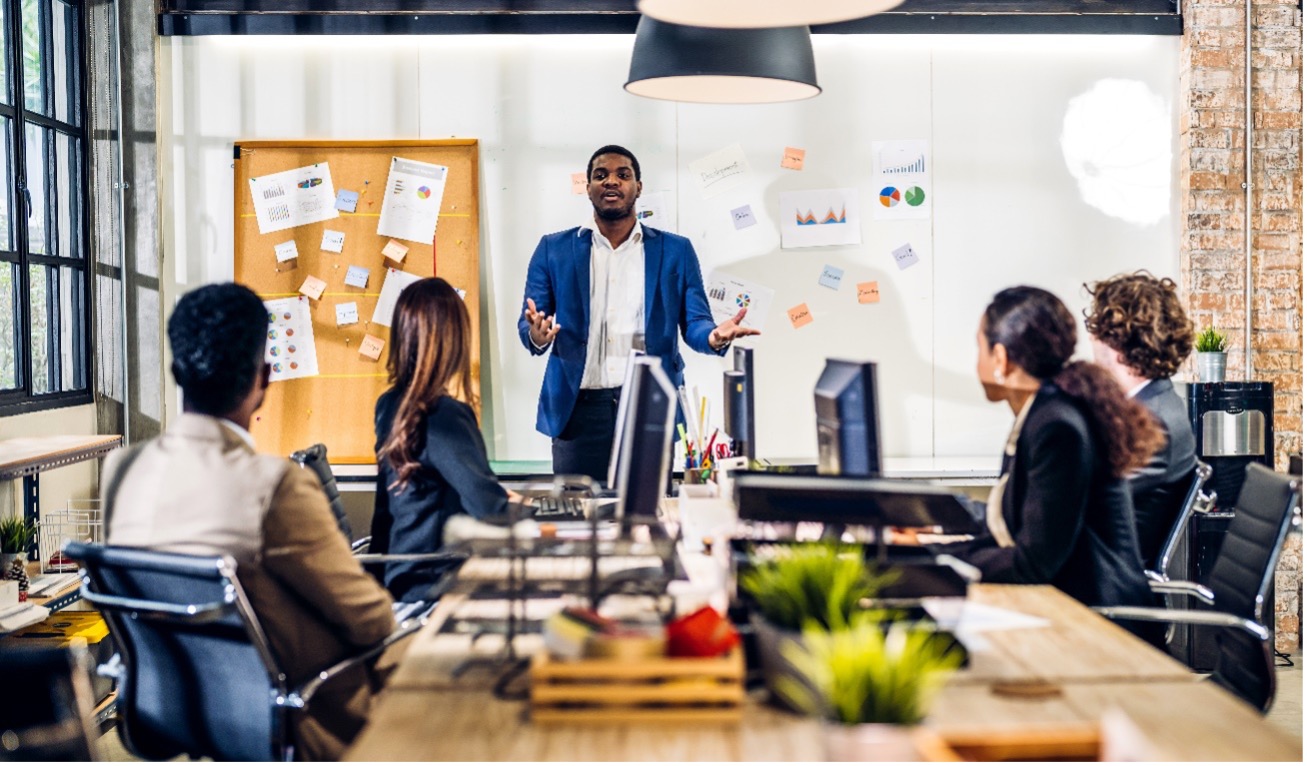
xmin=637 ymin=0 xmax=905 ymax=28
xmin=625 ymin=16 xmax=821 ymax=104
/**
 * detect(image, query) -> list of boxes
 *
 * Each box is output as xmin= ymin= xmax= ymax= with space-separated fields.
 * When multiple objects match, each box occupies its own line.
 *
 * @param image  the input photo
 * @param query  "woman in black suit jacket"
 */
xmin=372 ymin=278 xmax=518 ymax=603
xmin=952 ymin=286 xmax=1163 ymax=619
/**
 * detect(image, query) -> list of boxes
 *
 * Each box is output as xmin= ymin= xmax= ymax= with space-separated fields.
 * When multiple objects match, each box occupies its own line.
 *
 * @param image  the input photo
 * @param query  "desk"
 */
xmin=0 ymin=435 xmax=121 ymax=560
xmin=347 ymin=584 xmax=1300 ymax=762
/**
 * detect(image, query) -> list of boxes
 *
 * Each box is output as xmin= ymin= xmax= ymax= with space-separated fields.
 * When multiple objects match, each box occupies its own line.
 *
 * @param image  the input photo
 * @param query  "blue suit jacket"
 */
xmin=519 ymin=225 xmax=722 ymax=438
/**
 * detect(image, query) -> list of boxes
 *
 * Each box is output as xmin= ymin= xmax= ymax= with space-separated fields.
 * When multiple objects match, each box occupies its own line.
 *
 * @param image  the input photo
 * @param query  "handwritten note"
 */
xmin=335 ymin=190 xmax=359 ymax=213
xmin=273 ymin=240 xmax=299 ymax=263
xmin=335 ymin=302 xmax=359 ymax=326
xmin=298 ymin=275 xmax=327 ymax=301
xmin=344 ymin=265 xmax=370 ymax=289
xmin=382 ymin=239 xmax=409 ymax=263
xmin=818 ymin=264 xmax=844 ymax=290
xmin=320 ymin=229 xmax=345 ymax=253
xmin=781 ymin=146 xmax=806 ymax=171
xmin=892 ymin=242 xmax=920 ymax=270
xmin=359 ymin=334 xmax=385 ymax=361
xmin=730 ymin=204 xmax=757 ymax=230
xmin=688 ymin=143 xmax=751 ymax=199
xmin=857 ymin=281 xmax=881 ymax=304
xmin=788 ymin=303 xmax=813 ymax=329
xmin=571 ymin=172 xmax=587 ymax=195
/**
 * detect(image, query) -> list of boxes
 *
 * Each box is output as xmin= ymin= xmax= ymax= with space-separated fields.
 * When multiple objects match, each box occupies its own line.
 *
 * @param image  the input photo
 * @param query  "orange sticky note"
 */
xmin=781 ymin=147 xmax=806 ymax=171
xmin=788 ymin=303 xmax=813 ymax=329
xmin=857 ymin=281 xmax=881 ymax=304
xmin=359 ymin=334 xmax=385 ymax=361
xmin=382 ymin=239 xmax=409 ymax=263
xmin=298 ymin=275 xmax=327 ymax=301
xmin=571 ymin=172 xmax=587 ymax=195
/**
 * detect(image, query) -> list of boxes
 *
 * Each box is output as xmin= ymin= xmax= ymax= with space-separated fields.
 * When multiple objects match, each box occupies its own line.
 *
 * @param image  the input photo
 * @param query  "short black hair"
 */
xmin=168 ymin=283 xmax=269 ymax=416
xmin=587 ymin=145 xmax=641 ymax=182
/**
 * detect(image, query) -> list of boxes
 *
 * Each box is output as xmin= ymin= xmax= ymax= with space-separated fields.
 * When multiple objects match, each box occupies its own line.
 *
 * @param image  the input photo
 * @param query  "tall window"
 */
xmin=0 ymin=0 xmax=90 ymax=413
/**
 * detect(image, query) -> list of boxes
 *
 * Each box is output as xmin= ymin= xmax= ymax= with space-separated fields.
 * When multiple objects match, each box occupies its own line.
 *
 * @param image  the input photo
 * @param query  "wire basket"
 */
xmin=39 ymin=501 xmax=103 ymax=574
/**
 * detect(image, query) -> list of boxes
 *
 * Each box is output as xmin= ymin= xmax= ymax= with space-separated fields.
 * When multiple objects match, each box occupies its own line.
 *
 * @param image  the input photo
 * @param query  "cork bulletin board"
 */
xmin=233 ymin=140 xmax=480 ymax=463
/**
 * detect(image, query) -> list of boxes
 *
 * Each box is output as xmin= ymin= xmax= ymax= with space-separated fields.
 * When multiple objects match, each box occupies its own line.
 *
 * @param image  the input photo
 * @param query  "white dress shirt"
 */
xmin=580 ymin=219 xmax=645 ymax=389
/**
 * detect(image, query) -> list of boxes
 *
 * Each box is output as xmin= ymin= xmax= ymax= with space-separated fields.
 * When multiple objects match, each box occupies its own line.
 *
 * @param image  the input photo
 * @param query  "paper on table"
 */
xmin=298 ymin=275 xmax=327 ymax=300
xmin=335 ymin=302 xmax=359 ymax=326
xmin=730 ymin=204 xmax=757 ymax=230
xmin=781 ymin=146 xmax=806 ymax=171
xmin=818 ymin=264 xmax=844 ymax=290
xmin=779 ymin=188 xmax=861 ymax=249
xmin=689 ymin=143 xmax=751 ymax=199
xmin=273 ymin=240 xmax=299 ymax=263
xmin=359 ymin=334 xmax=385 ymax=361
xmin=371 ymin=267 xmax=423 ymax=327
xmin=381 ymin=239 xmax=409 ymax=263
xmin=321 ymin=229 xmax=345 ymax=253
xmin=344 ymin=265 xmax=370 ymax=289
xmin=250 ymin=163 xmax=339 ymax=235
xmin=378 ymin=156 xmax=447 ymax=244
xmin=264 ymin=296 xmax=319 ymax=382
xmin=704 ymin=270 xmax=773 ymax=332
xmin=921 ymin=598 xmax=1052 ymax=633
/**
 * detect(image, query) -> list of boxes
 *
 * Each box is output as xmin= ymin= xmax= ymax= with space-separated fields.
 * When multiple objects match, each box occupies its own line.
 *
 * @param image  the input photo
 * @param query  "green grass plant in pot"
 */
xmin=739 ymin=543 xmax=894 ymax=707
xmin=777 ymin=614 xmax=965 ymax=761
xmin=1195 ymin=326 xmax=1228 ymax=383
xmin=0 ymin=516 xmax=37 ymax=595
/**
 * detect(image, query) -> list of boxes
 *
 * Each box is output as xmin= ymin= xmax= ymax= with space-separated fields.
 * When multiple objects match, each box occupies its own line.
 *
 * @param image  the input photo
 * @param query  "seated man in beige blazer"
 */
xmin=102 ymin=282 xmax=400 ymax=761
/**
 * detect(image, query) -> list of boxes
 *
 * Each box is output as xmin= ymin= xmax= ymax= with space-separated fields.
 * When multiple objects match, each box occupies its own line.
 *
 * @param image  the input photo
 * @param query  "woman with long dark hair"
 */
xmin=954 ymin=286 xmax=1163 ymax=614
xmin=372 ymin=277 xmax=514 ymax=602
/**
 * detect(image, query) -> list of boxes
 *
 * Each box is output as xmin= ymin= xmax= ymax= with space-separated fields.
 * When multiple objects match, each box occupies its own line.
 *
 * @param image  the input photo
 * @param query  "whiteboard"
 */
xmin=161 ymin=33 xmax=1180 ymax=461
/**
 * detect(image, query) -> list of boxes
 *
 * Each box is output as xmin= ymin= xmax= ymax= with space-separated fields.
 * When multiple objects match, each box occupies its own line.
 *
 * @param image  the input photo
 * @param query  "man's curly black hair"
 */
xmin=168 ymin=283 xmax=269 ymax=416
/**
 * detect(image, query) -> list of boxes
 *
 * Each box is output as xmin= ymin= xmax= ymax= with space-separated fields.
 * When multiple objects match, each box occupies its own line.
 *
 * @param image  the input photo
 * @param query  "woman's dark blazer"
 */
xmin=957 ymin=383 xmax=1155 ymax=611
xmin=371 ymin=390 xmax=508 ymax=602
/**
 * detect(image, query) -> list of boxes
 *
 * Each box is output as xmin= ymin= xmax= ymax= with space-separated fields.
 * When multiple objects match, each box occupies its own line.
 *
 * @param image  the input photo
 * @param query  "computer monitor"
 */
xmin=814 ymin=359 xmax=882 ymax=477
xmin=724 ymin=346 xmax=756 ymax=460
xmin=613 ymin=357 xmax=677 ymax=526
xmin=606 ymin=351 xmax=646 ymax=491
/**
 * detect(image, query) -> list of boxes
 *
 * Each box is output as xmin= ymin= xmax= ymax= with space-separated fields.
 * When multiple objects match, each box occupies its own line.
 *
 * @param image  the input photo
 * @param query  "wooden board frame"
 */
xmin=233 ymin=139 xmax=480 ymax=463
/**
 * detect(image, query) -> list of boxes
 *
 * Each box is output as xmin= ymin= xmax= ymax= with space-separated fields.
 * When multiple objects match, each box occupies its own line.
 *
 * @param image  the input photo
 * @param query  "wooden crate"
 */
xmin=529 ymin=647 xmax=745 ymax=725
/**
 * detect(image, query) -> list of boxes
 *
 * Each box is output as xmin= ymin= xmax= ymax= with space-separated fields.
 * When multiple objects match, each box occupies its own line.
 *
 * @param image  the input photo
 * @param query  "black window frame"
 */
xmin=0 ymin=0 xmax=92 ymax=415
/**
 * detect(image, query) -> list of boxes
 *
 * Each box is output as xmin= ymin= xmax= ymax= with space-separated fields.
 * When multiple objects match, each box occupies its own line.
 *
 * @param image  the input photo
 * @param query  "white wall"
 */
xmin=0 ymin=404 xmax=99 ymax=522
xmin=159 ymin=33 xmax=1180 ymax=461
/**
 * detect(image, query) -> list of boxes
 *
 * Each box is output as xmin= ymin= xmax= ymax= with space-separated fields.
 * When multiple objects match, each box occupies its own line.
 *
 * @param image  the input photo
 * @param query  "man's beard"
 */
xmin=595 ymin=201 xmax=635 ymax=221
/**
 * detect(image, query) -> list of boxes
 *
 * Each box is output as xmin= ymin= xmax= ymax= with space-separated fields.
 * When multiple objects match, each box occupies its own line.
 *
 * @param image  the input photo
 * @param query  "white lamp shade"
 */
xmin=637 ymin=0 xmax=906 ymax=29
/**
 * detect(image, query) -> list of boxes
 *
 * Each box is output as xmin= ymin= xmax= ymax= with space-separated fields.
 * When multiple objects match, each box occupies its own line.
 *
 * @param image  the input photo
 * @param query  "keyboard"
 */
xmin=530 ymin=496 xmax=588 ymax=522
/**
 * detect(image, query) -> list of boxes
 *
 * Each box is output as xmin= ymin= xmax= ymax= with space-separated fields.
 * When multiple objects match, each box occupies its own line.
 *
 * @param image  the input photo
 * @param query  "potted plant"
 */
xmin=777 ymin=614 xmax=965 ymax=762
xmin=739 ymin=543 xmax=893 ymax=706
xmin=1195 ymin=326 xmax=1228 ymax=383
xmin=0 ymin=516 xmax=37 ymax=597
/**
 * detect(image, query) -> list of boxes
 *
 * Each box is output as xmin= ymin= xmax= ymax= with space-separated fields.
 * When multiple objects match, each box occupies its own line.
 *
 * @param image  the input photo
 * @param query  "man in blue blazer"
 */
xmin=520 ymin=145 xmax=759 ymax=480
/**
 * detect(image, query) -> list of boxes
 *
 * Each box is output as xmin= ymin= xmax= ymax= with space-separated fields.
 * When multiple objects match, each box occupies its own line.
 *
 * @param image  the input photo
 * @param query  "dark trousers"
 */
xmin=552 ymin=387 xmax=621 ymax=484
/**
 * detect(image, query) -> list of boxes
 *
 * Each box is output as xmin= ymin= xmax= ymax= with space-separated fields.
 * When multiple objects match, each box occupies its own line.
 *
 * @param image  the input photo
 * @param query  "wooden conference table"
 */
xmin=347 ymin=582 xmax=1300 ymax=762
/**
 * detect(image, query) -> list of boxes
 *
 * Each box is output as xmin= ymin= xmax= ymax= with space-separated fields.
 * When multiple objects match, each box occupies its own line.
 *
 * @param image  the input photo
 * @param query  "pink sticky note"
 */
xmin=788 ymin=303 xmax=813 ymax=329
xmin=382 ymin=239 xmax=409 ymax=263
xmin=857 ymin=281 xmax=881 ymax=304
xmin=298 ymin=275 xmax=327 ymax=301
xmin=359 ymin=334 xmax=385 ymax=361
xmin=781 ymin=147 xmax=806 ymax=171
xmin=571 ymin=172 xmax=587 ymax=195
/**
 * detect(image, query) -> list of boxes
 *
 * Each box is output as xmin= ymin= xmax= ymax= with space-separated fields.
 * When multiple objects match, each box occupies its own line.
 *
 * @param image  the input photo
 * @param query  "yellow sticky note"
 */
xmin=359 ymin=334 xmax=385 ymax=361
xmin=382 ymin=239 xmax=409 ymax=263
xmin=571 ymin=172 xmax=587 ymax=195
xmin=298 ymin=275 xmax=327 ymax=301
xmin=857 ymin=281 xmax=881 ymax=304
xmin=788 ymin=303 xmax=813 ymax=329
xmin=781 ymin=147 xmax=806 ymax=171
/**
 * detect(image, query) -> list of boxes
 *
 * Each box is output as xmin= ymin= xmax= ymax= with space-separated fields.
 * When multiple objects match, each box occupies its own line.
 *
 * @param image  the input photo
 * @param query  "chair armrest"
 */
xmin=353 ymin=551 xmax=469 ymax=565
xmin=350 ymin=536 xmax=372 ymax=554
xmin=1092 ymin=605 xmax=1269 ymax=641
xmin=78 ymin=587 xmax=233 ymax=625
xmin=1147 ymin=579 xmax=1215 ymax=604
xmin=1144 ymin=569 xmax=1165 ymax=584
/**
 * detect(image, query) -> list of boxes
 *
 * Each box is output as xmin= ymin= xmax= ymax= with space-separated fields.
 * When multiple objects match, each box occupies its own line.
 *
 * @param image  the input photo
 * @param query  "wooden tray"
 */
xmin=529 ymin=647 xmax=745 ymax=725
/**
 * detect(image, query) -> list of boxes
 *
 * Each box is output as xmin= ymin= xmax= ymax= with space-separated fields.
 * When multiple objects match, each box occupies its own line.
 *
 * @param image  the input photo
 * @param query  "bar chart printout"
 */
xmin=873 ymin=140 xmax=931 ymax=220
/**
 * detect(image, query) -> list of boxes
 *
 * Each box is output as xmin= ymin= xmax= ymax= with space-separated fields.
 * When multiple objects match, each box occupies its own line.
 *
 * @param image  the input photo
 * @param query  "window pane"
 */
xmin=52 ymin=0 xmax=77 ymax=125
xmin=28 ymin=264 xmax=50 ymax=394
xmin=0 ymin=119 xmax=10 ymax=251
xmin=55 ymin=131 xmax=78 ymax=258
xmin=21 ymin=0 xmax=47 ymax=116
xmin=24 ymin=123 xmax=49 ymax=255
xmin=58 ymin=265 xmax=83 ymax=391
xmin=0 ymin=264 xmax=17 ymax=390
xmin=0 ymin=0 xmax=9 ymax=107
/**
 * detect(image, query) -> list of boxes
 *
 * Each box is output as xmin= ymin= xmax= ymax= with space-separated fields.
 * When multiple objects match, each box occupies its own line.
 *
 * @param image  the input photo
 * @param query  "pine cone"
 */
xmin=8 ymin=558 xmax=28 ymax=599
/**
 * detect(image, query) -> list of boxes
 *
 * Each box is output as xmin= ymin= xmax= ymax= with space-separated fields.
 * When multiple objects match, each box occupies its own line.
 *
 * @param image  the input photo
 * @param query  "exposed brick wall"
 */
xmin=1179 ymin=0 xmax=1302 ymax=653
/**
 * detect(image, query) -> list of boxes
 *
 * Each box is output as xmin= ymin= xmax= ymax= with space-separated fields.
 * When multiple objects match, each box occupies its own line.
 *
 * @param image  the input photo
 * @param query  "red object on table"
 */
xmin=665 ymin=606 xmax=740 ymax=658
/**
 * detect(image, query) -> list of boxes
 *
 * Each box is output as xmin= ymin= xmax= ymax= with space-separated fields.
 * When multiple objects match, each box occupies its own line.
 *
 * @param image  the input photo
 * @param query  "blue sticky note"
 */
xmin=335 ymin=190 xmax=359 ymax=213
xmin=818 ymin=264 xmax=844 ymax=290
xmin=730 ymin=204 xmax=757 ymax=230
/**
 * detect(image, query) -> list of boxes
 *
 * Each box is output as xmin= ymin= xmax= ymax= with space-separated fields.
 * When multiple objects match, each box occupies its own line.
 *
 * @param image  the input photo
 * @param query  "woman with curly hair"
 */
xmin=944 ymin=286 xmax=1163 ymax=626
xmin=1083 ymin=271 xmax=1197 ymax=571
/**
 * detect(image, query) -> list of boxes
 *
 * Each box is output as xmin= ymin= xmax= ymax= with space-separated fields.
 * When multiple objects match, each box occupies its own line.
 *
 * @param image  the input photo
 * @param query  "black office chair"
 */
xmin=63 ymin=541 xmax=429 ymax=761
xmin=290 ymin=443 xmax=354 ymax=543
xmin=1147 ymin=461 xmax=1215 ymax=583
xmin=0 ymin=644 xmax=99 ymax=761
xmin=1096 ymin=463 xmax=1302 ymax=712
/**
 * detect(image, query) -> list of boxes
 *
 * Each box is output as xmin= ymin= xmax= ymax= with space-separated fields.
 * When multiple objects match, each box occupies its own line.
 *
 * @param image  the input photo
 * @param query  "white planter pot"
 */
xmin=1196 ymin=352 xmax=1227 ymax=383
xmin=823 ymin=722 xmax=921 ymax=762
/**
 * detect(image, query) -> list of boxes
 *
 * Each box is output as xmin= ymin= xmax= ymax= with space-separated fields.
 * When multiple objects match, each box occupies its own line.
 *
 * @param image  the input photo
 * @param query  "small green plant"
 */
xmin=1195 ymin=326 xmax=1228 ymax=353
xmin=740 ymin=543 xmax=894 ymax=632
xmin=777 ymin=614 xmax=965 ymax=725
xmin=0 ymin=516 xmax=36 ymax=554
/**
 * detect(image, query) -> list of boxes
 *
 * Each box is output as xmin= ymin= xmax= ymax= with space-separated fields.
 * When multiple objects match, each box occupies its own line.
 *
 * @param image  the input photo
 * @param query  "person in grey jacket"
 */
xmin=1084 ymin=272 xmax=1198 ymax=571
